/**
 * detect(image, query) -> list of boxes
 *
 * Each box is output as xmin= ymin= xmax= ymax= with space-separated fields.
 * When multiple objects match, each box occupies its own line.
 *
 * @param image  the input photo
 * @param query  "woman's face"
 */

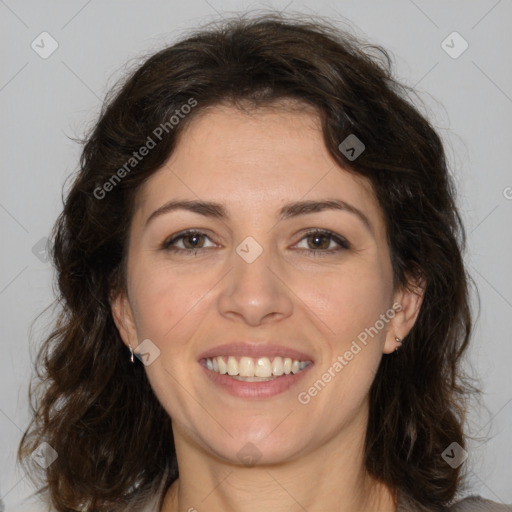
xmin=113 ymin=102 xmax=421 ymax=465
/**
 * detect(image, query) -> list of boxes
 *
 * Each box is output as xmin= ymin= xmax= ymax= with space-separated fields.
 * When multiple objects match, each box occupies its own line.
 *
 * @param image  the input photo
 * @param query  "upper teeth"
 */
xmin=205 ymin=356 xmax=309 ymax=377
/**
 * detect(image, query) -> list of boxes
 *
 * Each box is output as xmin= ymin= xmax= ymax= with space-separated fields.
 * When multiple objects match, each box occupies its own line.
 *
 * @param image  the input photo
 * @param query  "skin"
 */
xmin=112 ymin=101 xmax=424 ymax=512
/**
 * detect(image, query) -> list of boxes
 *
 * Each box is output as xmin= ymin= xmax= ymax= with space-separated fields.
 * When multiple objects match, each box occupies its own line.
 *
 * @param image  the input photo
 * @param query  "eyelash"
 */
xmin=161 ymin=228 xmax=350 ymax=257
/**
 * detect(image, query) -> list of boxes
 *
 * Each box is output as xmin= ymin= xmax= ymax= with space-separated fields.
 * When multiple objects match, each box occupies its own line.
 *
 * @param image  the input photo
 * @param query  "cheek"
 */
xmin=295 ymin=268 xmax=391 ymax=422
xmin=299 ymin=261 xmax=392 ymax=346
xmin=127 ymin=261 xmax=211 ymax=348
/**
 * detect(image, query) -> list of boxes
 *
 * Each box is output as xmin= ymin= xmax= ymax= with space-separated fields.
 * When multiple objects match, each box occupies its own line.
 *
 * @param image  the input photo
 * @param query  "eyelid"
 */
xmin=292 ymin=228 xmax=350 ymax=252
xmin=162 ymin=229 xmax=217 ymax=250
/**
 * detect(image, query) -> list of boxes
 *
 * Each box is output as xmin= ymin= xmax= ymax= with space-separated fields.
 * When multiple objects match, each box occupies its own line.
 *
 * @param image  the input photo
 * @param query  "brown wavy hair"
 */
xmin=19 ymin=11 xmax=477 ymax=511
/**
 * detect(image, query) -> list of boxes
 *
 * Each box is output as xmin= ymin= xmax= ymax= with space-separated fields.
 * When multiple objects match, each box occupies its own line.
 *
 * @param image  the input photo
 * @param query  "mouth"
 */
xmin=198 ymin=343 xmax=314 ymax=398
xmin=201 ymin=355 xmax=312 ymax=381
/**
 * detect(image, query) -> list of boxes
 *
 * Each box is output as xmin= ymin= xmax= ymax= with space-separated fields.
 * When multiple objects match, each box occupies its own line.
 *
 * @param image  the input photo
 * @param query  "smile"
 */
xmin=204 ymin=355 xmax=312 ymax=381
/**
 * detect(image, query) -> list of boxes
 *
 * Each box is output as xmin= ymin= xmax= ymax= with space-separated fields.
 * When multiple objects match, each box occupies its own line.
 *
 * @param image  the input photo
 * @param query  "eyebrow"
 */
xmin=145 ymin=199 xmax=373 ymax=234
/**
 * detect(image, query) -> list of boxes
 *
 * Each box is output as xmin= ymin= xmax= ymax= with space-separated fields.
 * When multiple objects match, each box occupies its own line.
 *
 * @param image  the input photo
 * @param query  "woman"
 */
xmin=18 ymin=12 xmax=512 ymax=512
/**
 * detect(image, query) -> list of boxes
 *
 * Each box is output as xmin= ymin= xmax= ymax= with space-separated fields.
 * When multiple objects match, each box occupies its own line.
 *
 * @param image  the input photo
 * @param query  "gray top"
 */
xmin=145 ymin=493 xmax=512 ymax=511
xmin=397 ymin=494 xmax=512 ymax=512
xmin=11 ymin=493 xmax=512 ymax=511
xmin=447 ymin=497 xmax=512 ymax=511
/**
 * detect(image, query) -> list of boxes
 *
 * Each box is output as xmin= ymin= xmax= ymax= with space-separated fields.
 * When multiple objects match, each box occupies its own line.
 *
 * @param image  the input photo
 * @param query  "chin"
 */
xmin=201 ymin=421 xmax=309 ymax=467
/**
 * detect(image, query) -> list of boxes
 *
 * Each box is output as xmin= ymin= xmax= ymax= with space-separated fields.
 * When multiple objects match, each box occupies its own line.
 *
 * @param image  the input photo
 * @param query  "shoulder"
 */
xmin=397 ymin=493 xmax=512 ymax=512
xmin=447 ymin=496 xmax=512 ymax=511
xmin=8 ymin=496 xmax=162 ymax=512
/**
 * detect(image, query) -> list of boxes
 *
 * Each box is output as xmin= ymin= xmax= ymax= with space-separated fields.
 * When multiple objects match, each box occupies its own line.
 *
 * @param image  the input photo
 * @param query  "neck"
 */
xmin=161 ymin=411 xmax=396 ymax=512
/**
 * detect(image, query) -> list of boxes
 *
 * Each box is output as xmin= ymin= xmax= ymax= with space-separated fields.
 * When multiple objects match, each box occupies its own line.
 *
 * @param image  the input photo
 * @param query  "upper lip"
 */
xmin=198 ymin=342 xmax=314 ymax=362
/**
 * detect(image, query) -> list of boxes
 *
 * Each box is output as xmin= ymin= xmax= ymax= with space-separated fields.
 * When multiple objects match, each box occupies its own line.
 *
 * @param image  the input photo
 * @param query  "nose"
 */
xmin=217 ymin=245 xmax=294 ymax=326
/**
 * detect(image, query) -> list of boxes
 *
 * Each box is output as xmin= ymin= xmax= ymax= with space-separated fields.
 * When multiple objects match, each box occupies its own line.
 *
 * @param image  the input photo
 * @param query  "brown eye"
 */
xmin=181 ymin=233 xmax=206 ymax=249
xmin=162 ymin=230 xmax=216 ymax=253
xmin=295 ymin=229 xmax=350 ymax=254
xmin=306 ymin=233 xmax=331 ymax=250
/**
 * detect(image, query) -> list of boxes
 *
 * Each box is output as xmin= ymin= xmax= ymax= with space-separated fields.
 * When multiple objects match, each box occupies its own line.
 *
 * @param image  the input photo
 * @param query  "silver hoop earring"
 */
xmin=394 ymin=336 xmax=402 ymax=352
xmin=129 ymin=343 xmax=134 ymax=363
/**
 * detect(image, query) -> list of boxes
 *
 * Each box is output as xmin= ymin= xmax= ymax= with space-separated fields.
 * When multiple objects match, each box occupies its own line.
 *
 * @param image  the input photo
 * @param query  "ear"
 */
xmin=383 ymin=274 xmax=425 ymax=354
xmin=110 ymin=291 xmax=139 ymax=349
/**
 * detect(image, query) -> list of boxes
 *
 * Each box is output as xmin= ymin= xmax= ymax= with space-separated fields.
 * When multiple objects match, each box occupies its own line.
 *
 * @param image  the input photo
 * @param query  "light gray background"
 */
xmin=1 ymin=0 xmax=511 ymax=509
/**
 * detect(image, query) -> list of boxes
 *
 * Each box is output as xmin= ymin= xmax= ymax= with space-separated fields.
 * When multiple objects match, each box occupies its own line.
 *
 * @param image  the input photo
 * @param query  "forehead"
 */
xmin=134 ymin=102 xmax=385 ymax=232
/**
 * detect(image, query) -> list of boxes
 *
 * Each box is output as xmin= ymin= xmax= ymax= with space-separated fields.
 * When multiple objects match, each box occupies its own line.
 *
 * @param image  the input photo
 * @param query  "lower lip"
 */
xmin=200 ymin=361 xmax=314 ymax=399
